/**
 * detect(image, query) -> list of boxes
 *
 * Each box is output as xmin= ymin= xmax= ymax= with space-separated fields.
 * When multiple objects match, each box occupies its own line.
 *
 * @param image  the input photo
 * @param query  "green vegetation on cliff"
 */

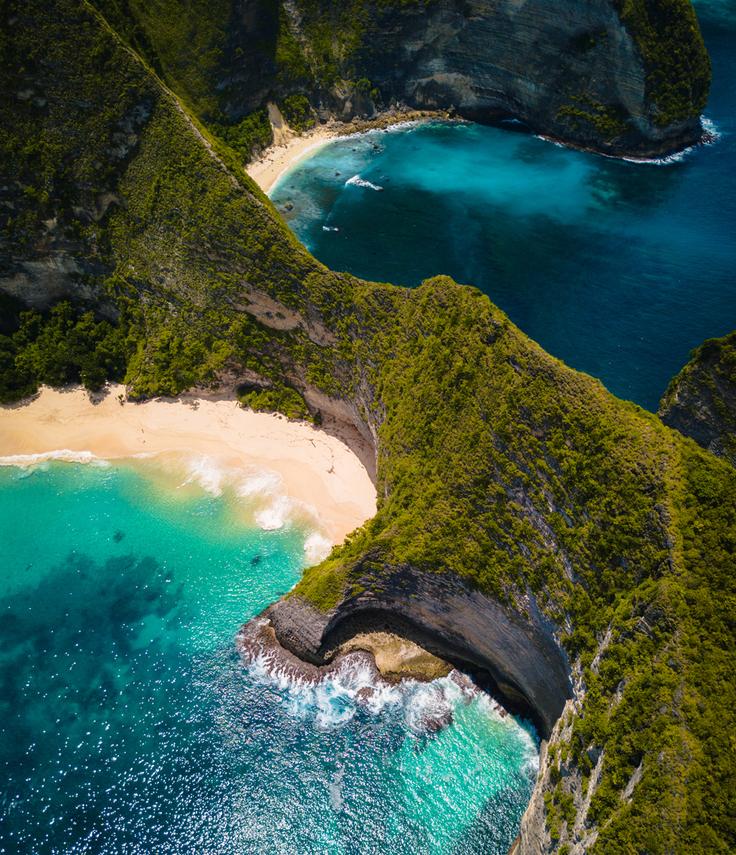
xmin=617 ymin=0 xmax=711 ymax=124
xmin=0 ymin=1 xmax=731 ymax=852
xmin=659 ymin=330 xmax=736 ymax=466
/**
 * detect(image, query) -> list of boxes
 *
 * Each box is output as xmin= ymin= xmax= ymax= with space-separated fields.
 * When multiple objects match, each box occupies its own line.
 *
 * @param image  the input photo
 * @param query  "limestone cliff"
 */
xmin=87 ymin=0 xmax=711 ymax=158
xmin=1 ymin=2 xmax=734 ymax=853
xmin=659 ymin=331 xmax=736 ymax=467
xmin=285 ymin=0 xmax=710 ymax=157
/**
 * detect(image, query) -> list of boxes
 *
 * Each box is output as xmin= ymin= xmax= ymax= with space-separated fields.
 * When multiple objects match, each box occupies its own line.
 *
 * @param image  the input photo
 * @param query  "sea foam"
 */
xmin=346 ymin=175 xmax=384 ymax=191
xmin=238 ymin=618 xmax=516 ymax=735
xmin=0 ymin=449 xmax=108 ymax=467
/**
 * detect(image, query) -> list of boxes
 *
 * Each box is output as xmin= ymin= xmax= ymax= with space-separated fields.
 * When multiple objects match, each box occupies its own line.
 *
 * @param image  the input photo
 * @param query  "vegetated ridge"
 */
xmin=1 ymin=2 xmax=733 ymax=853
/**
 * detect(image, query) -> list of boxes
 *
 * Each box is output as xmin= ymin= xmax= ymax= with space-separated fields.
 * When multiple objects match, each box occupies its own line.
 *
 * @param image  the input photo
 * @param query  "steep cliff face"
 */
xmin=266 ymin=566 xmax=572 ymax=737
xmin=659 ymin=331 xmax=736 ymax=466
xmin=85 ymin=0 xmax=710 ymax=157
xmin=282 ymin=0 xmax=710 ymax=156
xmin=2 ymin=2 xmax=734 ymax=853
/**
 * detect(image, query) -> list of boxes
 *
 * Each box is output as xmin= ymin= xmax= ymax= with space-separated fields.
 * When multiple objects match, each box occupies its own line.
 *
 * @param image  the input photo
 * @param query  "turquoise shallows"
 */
xmin=272 ymin=6 xmax=736 ymax=412
xmin=0 ymin=462 xmax=538 ymax=853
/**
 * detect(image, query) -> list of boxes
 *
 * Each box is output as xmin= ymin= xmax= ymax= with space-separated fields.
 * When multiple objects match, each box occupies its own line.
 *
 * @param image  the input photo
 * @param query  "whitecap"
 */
xmin=345 ymin=174 xmax=384 ymax=191
xmin=0 ymin=449 xmax=105 ymax=467
xmin=180 ymin=455 xmax=225 ymax=496
xmin=236 ymin=469 xmax=282 ymax=498
xmin=303 ymin=531 xmax=332 ymax=564
xmin=254 ymin=495 xmax=295 ymax=530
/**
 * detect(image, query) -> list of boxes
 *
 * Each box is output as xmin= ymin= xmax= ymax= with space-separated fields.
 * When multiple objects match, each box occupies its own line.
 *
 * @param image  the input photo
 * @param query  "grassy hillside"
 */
xmin=1 ymin=1 xmax=733 ymax=852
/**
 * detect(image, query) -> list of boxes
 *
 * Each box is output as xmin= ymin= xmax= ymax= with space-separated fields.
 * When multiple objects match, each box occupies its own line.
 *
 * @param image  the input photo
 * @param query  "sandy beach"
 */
xmin=247 ymin=125 xmax=343 ymax=194
xmin=0 ymin=385 xmax=376 ymax=558
xmin=246 ymin=110 xmax=446 ymax=194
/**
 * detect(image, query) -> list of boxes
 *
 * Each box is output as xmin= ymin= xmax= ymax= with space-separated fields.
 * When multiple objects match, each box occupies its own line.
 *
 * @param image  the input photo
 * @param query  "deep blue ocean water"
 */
xmin=272 ymin=1 xmax=736 ymax=411
xmin=0 ymin=461 xmax=538 ymax=853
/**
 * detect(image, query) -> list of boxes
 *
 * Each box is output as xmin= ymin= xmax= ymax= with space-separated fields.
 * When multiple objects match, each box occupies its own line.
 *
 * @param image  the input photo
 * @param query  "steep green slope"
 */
xmin=1 ymin=1 xmax=733 ymax=853
xmin=660 ymin=331 xmax=736 ymax=467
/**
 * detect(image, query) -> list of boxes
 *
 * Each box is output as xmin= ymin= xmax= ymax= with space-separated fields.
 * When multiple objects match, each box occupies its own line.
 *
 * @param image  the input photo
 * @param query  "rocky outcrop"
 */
xmin=89 ymin=0 xmax=710 ymax=157
xmin=262 ymin=565 xmax=572 ymax=737
xmin=659 ymin=331 xmax=736 ymax=466
xmin=287 ymin=0 xmax=710 ymax=158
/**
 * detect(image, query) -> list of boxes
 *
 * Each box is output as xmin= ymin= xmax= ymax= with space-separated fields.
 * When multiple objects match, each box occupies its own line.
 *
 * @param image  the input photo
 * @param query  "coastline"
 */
xmin=0 ymin=385 xmax=377 ymax=553
xmin=247 ymin=109 xmax=454 ymax=194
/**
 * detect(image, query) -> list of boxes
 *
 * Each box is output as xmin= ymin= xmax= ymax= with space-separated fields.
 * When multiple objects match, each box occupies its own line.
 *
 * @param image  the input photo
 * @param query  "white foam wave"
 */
xmin=243 ymin=642 xmax=515 ymax=735
xmin=0 ymin=449 xmax=109 ymax=468
xmin=322 ymin=225 xmax=340 ymax=232
xmin=346 ymin=174 xmax=384 ymax=191
xmin=236 ymin=470 xmax=282 ymax=498
xmin=303 ymin=531 xmax=332 ymax=564
xmin=254 ymin=495 xmax=295 ymax=531
xmin=180 ymin=455 xmax=226 ymax=496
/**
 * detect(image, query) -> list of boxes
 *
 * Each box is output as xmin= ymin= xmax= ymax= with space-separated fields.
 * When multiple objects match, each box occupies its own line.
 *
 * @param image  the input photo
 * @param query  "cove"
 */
xmin=271 ymin=4 xmax=736 ymax=412
xmin=0 ymin=461 xmax=538 ymax=853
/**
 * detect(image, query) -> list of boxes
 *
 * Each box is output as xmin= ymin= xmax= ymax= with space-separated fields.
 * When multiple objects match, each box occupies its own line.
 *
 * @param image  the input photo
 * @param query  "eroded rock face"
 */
xmin=289 ymin=0 xmax=710 ymax=157
xmin=659 ymin=332 xmax=736 ymax=467
xmin=264 ymin=565 xmax=572 ymax=738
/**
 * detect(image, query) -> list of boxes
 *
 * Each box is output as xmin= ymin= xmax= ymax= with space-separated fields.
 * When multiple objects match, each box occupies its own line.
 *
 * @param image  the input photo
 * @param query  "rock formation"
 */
xmin=659 ymin=331 xmax=736 ymax=467
xmin=2 ymin=1 xmax=733 ymax=852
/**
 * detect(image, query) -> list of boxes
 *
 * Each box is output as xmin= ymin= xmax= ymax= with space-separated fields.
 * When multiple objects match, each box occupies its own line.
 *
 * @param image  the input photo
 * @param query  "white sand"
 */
xmin=247 ymin=125 xmax=343 ymax=194
xmin=0 ymin=385 xmax=377 ymax=558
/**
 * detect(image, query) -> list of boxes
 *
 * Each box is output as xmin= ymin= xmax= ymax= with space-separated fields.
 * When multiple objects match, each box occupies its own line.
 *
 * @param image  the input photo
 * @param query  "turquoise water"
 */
xmin=272 ymin=3 xmax=736 ymax=411
xmin=0 ymin=461 xmax=538 ymax=853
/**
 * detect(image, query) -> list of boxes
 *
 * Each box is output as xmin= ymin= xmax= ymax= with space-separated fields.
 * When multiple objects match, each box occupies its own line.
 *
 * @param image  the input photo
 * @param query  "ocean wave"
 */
xmin=0 ymin=449 xmax=109 ymax=468
xmin=303 ymin=531 xmax=332 ymax=564
xmin=346 ymin=174 xmax=384 ymax=191
xmin=174 ymin=454 xmax=329 ymax=553
xmin=238 ymin=618 xmax=514 ymax=734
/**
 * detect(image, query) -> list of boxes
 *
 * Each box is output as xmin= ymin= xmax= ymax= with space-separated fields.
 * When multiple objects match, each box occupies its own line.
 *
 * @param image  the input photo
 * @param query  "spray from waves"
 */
xmin=0 ymin=449 xmax=110 ymax=468
xmin=238 ymin=618 xmax=517 ymax=735
xmin=176 ymin=454 xmax=332 ymax=562
xmin=346 ymin=175 xmax=384 ymax=192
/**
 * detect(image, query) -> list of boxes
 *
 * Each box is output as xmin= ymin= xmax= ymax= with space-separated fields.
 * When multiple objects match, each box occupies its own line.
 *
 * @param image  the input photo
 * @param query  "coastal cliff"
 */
xmin=85 ymin=0 xmax=711 ymax=159
xmin=659 ymin=331 xmax=736 ymax=467
xmin=2 ymin=1 xmax=734 ymax=853
xmin=283 ymin=0 xmax=711 ymax=157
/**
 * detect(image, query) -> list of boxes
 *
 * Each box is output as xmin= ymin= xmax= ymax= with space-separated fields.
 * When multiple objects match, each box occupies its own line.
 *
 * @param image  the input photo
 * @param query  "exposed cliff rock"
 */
xmin=286 ymin=0 xmax=710 ymax=157
xmin=85 ymin=0 xmax=711 ymax=158
xmin=2 ymin=2 xmax=734 ymax=853
xmin=659 ymin=331 xmax=736 ymax=467
xmin=264 ymin=566 xmax=572 ymax=737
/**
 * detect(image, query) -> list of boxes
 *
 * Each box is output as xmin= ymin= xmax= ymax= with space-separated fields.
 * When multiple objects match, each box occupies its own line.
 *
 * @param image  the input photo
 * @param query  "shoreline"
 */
xmin=246 ymin=110 xmax=715 ymax=195
xmin=247 ymin=109 xmax=454 ymax=194
xmin=0 ymin=385 xmax=377 ymax=554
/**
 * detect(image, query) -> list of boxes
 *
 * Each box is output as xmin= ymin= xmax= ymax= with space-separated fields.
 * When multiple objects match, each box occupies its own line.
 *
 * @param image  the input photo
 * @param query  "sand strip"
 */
xmin=0 ymin=385 xmax=376 ymax=551
xmin=247 ymin=110 xmax=454 ymax=194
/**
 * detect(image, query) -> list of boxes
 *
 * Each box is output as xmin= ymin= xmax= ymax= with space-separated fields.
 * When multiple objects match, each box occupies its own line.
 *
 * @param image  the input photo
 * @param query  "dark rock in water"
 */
xmin=356 ymin=685 xmax=376 ymax=703
xmin=251 ymin=554 xmax=262 ymax=566
xmin=260 ymin=568 xmax=571 ymax=739
xmin=112 ymin=529 xmax=125 ymax=543
xmin=421 ymin=707 xmax=453 ymax=734
xmin=282 ymin=201 xmax=294 ymax=212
